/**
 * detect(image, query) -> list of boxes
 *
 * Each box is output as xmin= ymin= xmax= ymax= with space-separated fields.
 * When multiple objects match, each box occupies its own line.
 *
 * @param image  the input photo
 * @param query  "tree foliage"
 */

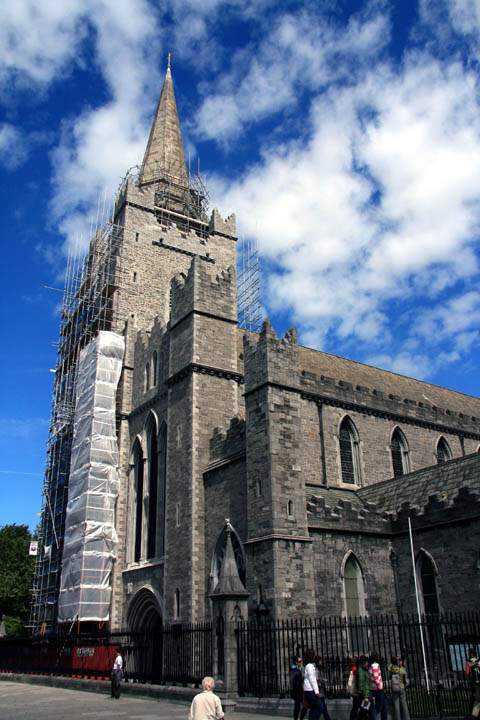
xmin=0 ymin=524 xmax=34 ymax=634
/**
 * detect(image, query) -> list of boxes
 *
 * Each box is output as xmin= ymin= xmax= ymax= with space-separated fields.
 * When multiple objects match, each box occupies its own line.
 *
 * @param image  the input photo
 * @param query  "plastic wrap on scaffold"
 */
xmin=58 ymin=330 xmax=125 ymax=622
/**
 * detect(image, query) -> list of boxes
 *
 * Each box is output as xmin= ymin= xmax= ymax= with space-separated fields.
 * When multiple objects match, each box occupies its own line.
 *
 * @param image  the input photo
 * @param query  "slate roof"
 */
xmin=306 ymin=453 xmax=480 ymax=527
xmin=298 ymin=345 xmax=480 ymax=418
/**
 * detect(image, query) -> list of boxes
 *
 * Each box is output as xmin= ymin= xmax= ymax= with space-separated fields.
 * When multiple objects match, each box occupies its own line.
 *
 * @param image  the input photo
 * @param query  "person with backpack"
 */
xmin=290 ymin=655 xmax=304 ymax=720
xmin=388 ymin=656 xmax=410 ymax=720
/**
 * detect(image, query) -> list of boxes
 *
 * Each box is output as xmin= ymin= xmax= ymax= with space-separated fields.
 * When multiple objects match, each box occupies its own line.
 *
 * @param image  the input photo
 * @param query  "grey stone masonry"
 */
xmin=243 ymin=322 xmax=316 ymax=618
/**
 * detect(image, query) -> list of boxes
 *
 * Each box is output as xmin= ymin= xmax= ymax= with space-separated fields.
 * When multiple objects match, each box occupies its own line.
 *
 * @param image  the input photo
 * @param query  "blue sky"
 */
xmin=1 ymin=0 xmax=479 ymax=531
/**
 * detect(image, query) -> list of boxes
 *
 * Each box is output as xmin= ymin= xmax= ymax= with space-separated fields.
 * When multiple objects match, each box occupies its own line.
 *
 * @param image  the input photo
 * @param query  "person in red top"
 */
xmin=369 ymin=654 xmax=387 ymax=720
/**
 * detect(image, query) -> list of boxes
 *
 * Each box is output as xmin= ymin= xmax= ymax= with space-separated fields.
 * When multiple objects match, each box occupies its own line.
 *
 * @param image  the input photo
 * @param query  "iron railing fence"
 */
xmin=0 ymin=623 xmax=213 ymax=686
xmin=1 ymin=612 xmax=479 ymax=718
xmin=236 ymin=612 xmax=480 ymax=718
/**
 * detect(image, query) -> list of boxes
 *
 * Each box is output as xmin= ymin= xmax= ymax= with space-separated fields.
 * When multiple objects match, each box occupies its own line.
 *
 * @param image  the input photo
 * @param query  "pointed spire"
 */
xmin=211 ymin=520 xmax=249 ymax=598
xmin=140 ymin=56 xmax=188 ymax=186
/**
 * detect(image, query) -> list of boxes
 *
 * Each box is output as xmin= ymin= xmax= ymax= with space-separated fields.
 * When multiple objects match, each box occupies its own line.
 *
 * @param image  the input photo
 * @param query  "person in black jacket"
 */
xmin=290 ymin=655 xmax=304 ymax=720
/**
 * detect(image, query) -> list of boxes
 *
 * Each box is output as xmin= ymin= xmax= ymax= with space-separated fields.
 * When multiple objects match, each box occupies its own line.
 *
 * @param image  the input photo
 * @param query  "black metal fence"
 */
xmin=1 ymin=612 xmax=479 ymax=719
xmin=0 ymin=623 xmax=213 ymax=686
xmin=236 ymin=612 xmax=480 ymax=718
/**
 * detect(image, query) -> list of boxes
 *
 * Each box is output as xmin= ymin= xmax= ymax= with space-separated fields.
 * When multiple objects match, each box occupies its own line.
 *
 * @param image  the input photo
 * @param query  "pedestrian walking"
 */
xmin=303 ymin=648 xmax=322 ymax=720
xmin=290 ymin=655 xmax=304 ymax=720
xmin=347 ymin=658 xmax=361 ymax=720
xmin=388 ymin=656 xmax=410 ymax=720
xmin=357 ymin=656 xmax=375 ymax=720
xmin=111 ymin=646 xmax=123 ymax=699
xmin=189 ymin=676 xmax=224 ymax=720
xmin=369 ymin=655 xmax=387 ymax=720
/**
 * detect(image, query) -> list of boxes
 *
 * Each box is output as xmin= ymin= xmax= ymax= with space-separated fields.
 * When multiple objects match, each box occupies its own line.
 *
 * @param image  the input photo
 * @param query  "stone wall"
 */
xmin=311 ymin=530 xmax=397 ymax=617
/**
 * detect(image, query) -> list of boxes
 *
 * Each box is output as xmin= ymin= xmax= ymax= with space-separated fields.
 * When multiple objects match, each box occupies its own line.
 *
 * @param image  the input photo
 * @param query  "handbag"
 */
xmin=303 ymin=696 xmax=312 ymax=710
xmin=357 ymin=699 xmax=371 ymax=720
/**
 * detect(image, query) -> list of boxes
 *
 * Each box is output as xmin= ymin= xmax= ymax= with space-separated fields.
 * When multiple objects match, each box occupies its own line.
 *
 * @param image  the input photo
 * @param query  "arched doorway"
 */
xmin=127 ymin=588 xmax=163 ymax=682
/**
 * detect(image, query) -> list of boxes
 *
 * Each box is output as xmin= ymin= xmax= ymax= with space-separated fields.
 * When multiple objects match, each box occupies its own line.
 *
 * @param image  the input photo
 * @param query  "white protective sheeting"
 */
xmin=58 ymin=331 xmax=125 ymax=622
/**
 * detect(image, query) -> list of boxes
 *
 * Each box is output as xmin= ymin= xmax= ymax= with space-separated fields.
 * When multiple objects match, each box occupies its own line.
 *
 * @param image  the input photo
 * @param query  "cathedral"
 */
xmin=32 ymin=63 xmax=480 ymax=635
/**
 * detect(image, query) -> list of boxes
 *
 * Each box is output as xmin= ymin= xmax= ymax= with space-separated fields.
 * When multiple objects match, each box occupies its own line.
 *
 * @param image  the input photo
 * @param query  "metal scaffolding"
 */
xmin=116 ymin=161 xmax=210 ymax=238
xmin=237 ymin=236 xmax=262 ymax=333
xmin=30 ymin=211 xmax=127 ymax=634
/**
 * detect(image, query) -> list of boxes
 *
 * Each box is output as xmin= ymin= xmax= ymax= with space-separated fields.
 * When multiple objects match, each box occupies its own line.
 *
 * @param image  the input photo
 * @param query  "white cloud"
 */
xmin=0 ymin=1 xmax=88 ymax=88
xmin=414 ymin=291 xmax=480 ymax=349
xmin=195 ymin=7 xmax=390 ymax=142
xmin=48 ymin=2 xmax=162 ymax=252
xmin=213 ymin=53 xmax=480 ymax=369
xmin=0 ymin=123 xmax=28 ymax=169
xmin=420 ymin=0 xmax=480 ymax=40
xmin=0 ymin=0 xmax=162 ymax=252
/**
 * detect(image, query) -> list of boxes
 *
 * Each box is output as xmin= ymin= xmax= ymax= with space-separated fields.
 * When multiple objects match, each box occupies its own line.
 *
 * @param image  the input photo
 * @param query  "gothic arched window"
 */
xmin=436 ymin=436 xmax=452 ymax=464
xmin=339 ymin=416 xmax=361 ymax=485
xmin=391 ymin=427 xmax=410 ymax=477
xmin=152 ymin=351 xmax=158 ymax=386
xmin=146 ymin=414 xmax=158 ymax=560
xmin=418 ymin=552 xmax=439 ymax=614
xmin=133 ymin=439 xmax=144 ymax=563
xmin=343 ymin=553 xmax=367 ymax=653
xmin=145 ymin=362 xmax=150 ymax=392
xmin=343 ymin=554 xmax=365 ymax=618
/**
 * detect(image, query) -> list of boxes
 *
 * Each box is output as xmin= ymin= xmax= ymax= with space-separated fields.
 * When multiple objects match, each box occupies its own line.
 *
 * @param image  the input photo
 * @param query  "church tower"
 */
xmin=109 ymin=62 xmax=240 ymax=629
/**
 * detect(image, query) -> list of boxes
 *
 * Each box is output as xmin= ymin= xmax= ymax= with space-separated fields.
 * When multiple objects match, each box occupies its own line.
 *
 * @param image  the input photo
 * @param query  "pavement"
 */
xmin=0 ymin=680 xmax=282 ymax=720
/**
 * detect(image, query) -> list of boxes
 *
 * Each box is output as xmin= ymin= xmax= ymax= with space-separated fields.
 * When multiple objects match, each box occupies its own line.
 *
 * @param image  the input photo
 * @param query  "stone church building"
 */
xmin=33 ymin=63 xmax=480 ymax=634
xmin=112 ymin=64 xmax=480 ymax=632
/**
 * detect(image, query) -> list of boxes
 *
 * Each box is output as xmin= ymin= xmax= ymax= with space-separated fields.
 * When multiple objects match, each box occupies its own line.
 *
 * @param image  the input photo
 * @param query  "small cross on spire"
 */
xmin=167 ymin=51 xmax=171 ymax=70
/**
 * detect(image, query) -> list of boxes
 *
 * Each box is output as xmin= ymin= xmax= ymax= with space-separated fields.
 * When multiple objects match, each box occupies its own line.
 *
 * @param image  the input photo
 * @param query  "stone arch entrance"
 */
xmin=127 ymin=587 xmax=163 ymax=633
xmin=127 ymin=588 xmax=163 ymax=681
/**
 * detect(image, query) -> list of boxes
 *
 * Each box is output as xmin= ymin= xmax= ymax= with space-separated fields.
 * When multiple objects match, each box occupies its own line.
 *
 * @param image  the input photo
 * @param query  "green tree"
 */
xmin=0 ymin=524 xmax=35 ymax=636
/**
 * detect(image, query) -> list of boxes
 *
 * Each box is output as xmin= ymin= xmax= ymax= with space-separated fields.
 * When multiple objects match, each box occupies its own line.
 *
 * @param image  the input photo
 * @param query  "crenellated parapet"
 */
xmin=299 ymin=369 xmax=480 ymax=437
xmin=359 ymin=451 xmax=480 ymax=519
xmin=170 ymin=255 xmax=236 ymax=328
xmin=209 ymin=208 xmax=237 ymax=239
xmin=307 ymin=489 xmax=392 ymax=533
xmin=208 ymin=416 xmax=246 ymax=466
xmin=244 ymin=320 xmax=480 ymax=437
xmin=243 ymin=320 xmax=300 ymax=392
xmin=307 ymin=453 xmax=480 ymax=536
xmin=391 ymin=485 xmax=480 ymax=532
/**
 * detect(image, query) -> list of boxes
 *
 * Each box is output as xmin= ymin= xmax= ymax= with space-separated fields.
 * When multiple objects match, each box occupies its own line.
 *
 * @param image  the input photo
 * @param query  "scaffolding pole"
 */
xmin=237 ymin=236 xmax=262 ymax=333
